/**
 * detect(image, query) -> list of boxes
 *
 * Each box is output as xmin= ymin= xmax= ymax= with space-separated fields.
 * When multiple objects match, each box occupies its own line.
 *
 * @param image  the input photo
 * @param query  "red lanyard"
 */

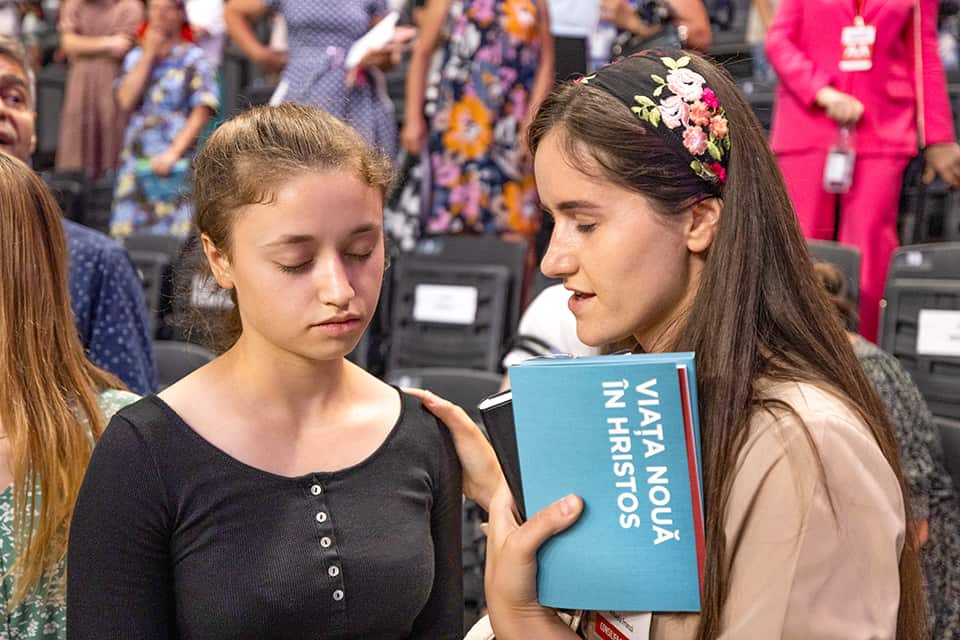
xmin=855 ymin=0 xmax=865 ymax=17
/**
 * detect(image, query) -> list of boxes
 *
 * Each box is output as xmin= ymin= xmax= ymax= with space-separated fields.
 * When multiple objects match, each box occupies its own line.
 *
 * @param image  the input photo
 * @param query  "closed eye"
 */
xmin=277 ymin=260 xmax=313 ymax=273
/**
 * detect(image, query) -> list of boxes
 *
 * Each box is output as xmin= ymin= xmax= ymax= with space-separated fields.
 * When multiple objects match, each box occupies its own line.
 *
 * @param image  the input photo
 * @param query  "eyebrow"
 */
xmin=261 ymin=224 xmax=380 ymax=247
xmin=0 ymin=74 xmax=28 ymax=91
xmin=552 ymin=200 xmax=602 ymax=212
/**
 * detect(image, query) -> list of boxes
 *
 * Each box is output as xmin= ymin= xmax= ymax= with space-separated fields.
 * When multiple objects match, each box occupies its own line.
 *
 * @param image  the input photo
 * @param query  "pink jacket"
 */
xmin=766 ymin=0 xmax=955 ymax=155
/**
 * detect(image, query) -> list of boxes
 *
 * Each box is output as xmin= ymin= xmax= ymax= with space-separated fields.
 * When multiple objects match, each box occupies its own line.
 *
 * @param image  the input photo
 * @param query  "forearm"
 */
xmin=754 ymin=0 xmax=774 ymax=29
xmin=167 ymin=106 xmax=213 ymax=158
xmin=224 ymin=6 xmax=268 ymax=62
xmin=404 ymin=48 xmax=430 ymax=122
xmin=116 ymin=51 xmax=155 ymax=112
xmin=490 ymin=612 xmax=580 ymax=639
xmin=60 ymin=33 xmax=111 ymax=58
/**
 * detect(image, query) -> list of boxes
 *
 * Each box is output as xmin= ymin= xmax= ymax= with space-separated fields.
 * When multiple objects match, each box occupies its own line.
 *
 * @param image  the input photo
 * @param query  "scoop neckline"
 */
xmin=144 ymin=388 xmax=408 ymax=483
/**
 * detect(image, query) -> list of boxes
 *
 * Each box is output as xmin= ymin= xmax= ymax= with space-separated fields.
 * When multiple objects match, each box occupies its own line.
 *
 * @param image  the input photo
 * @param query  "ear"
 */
xmin=685 ymin=197 xmax=722 ymax=254
xmin=201 ymin=233 xmax=235 ymax=290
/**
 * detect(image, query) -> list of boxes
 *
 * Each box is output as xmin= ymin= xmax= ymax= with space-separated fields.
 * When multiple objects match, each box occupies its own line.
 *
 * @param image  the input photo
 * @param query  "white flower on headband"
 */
xmin=658 ymin=95 xmax=688 ymax=130
xmin=666 ymin=67 xmax=706 ymax=102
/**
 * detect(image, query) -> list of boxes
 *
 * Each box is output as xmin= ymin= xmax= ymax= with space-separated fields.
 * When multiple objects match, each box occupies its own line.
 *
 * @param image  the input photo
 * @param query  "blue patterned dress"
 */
xmin=425 ymin=0 xmax=543 ymax=236
xmin=264 ymin=0 xmax=397 ymax=157
xmin=110 ymin=42 xmax=220 ymax=238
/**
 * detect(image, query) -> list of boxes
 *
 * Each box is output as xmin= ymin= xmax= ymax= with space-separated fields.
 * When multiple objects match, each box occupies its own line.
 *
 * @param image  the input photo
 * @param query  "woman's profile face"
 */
xmin=147 ymin=0 xmax=184 ymax=36
xmin=534 ymin=130 xmax=696 ymax=349
xmin=215 ymin=170 xmax=386 ymax=362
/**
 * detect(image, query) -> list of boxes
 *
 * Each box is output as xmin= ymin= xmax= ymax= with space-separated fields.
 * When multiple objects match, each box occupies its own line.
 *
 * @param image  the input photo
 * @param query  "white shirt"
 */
xmin=186 ymin=0 xmax=225 ymax=67
xmin=502 ymin=284 xmax=600 ymax=369
xmin=547 ymin=0 xmax=600 ymax=38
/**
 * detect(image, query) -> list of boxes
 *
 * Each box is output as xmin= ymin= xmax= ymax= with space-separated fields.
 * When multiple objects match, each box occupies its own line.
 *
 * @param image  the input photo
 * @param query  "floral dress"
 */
xmin=0 ymin=389 xmax=139 ymax=639
xmin=425 ymin=0 xmax=543 ymax=236
xmin=110 ymin=43 xmax=220 ymax=238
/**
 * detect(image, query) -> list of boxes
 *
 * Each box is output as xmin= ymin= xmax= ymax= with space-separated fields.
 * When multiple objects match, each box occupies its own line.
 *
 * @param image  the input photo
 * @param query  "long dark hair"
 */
xmin=528 ymin=51 xmax=926 ymax=639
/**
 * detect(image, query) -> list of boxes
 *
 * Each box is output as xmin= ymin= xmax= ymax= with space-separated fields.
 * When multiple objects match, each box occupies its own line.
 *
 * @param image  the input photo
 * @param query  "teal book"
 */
xmin=507 ymin=352 xmax=705 ymax=612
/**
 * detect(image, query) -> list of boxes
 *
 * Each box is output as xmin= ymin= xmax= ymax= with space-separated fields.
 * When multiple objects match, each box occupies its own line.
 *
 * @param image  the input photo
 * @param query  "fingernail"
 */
xmin=559 ymin=494 xmax=577 ymax=516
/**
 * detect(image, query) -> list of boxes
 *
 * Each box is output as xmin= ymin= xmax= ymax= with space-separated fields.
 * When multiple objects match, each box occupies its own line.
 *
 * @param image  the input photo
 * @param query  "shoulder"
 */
xmin=100 ymin=395 xmax=184 ymax=457
xmin=852 ymin=338 xmax=915 ymax=391
xmin=396 ymin=391 xmax=461 ymax=479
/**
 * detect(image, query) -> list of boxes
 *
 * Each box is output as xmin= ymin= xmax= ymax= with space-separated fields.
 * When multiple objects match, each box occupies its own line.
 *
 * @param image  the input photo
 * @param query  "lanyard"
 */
xmin=855 ymin=0 xmax=865 ymax=18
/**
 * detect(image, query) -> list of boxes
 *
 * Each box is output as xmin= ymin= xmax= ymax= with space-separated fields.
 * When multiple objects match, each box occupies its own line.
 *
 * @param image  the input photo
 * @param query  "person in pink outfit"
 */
xmin=766 ymin=0 xmax=960 ymax=341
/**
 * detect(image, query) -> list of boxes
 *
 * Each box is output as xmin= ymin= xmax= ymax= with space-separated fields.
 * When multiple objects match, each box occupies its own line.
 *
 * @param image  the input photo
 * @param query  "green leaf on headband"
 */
xmin=690 ymin=160 xmax=705 ymax=175
xmin=635 ymin=95 xmax=656 ymax=107
xmin=677 ymin=56 xmax=691 ymax=67
xmin=653 ymin=85 xmax=664 ymax=97
xmin=649 ymin=108 xmax=661 ymax=126
xmin=651 ymin=75 xmax=665 ymax=85
xmin=723 ymin=135 xmax=732 ymax=150
xmin=661 ymin=57 xmax=678 ymax=70
xmin=707 ymin=140 xmax=722 ymax=161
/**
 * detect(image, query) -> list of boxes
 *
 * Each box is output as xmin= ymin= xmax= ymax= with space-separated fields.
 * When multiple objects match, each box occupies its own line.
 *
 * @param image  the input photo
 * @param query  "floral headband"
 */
xmin=579 ymin=52 xmax=731 ymax=189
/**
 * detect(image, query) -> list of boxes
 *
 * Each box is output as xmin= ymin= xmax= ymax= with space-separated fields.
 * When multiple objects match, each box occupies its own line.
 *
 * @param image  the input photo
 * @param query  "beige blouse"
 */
xmin=650 ymin=381 xmax=905 ymax=639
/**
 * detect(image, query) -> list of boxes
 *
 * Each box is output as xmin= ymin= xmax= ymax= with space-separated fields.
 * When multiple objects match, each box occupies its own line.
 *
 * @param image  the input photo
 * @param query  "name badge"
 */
xmin=839 ymin=17 xmax=876 ymax=71
xmin=583 ymin=611 xmax=652 ymax=640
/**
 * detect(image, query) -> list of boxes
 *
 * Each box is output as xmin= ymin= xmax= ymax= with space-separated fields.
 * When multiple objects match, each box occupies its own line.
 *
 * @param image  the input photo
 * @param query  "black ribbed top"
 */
xmin=67 ymin=392 xmax=463 ymax=639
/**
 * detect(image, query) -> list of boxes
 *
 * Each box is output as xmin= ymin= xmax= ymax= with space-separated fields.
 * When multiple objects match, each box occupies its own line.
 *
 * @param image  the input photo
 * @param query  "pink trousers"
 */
xmin=776 ymin=151 xmax=911 ymax=342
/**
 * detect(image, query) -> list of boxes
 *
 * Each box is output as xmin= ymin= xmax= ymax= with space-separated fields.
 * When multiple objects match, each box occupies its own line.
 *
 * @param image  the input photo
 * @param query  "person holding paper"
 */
xmin=67 ymin=104 xmax=464 ymax=639
xmin=412 ymin=51 xmax=929 ymax=639
xmin=225 ymin=0 xmax=406 ymax=158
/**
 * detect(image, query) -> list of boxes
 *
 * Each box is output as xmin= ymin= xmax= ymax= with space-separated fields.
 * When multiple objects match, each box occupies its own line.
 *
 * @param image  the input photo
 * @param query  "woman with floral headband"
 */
xmin=409 ymin=50 xmax=928 ymax=639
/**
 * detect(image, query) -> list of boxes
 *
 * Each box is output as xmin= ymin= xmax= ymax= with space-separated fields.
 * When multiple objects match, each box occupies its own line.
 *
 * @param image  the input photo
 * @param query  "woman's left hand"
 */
xmin=923 ymin=141 xmax=960 ymax=188
xmin=404 ymin=388 xmax=505 ymax=511
xmin=600 ymin=0 xmax=636 ymax=30
xmin=485 ymin=485 xmax=584 ymax=639
xmin=150 ymin=149 xmax=180 ymax=176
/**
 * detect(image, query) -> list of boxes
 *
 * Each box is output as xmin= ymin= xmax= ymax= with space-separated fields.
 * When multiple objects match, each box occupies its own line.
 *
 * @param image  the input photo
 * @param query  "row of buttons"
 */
xmin=312 ymin=483 xmax=344 ymax=604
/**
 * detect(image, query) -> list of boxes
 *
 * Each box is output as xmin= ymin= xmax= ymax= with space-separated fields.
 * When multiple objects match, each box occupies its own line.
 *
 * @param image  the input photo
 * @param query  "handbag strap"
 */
xmin=914 ymin=0 xmax=926 ymax=148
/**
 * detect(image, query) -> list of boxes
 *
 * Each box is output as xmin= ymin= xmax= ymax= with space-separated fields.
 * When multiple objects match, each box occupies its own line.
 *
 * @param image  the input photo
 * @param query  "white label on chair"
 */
xmin=917 ymin=309 xmax=960 ymax=357
xmin=413 ymin=284 xmax=478 ymax=324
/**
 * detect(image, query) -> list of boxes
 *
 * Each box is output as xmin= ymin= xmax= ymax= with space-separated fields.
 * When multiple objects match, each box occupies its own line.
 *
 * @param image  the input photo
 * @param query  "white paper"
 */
xmin=346 ymin=11 xmax=399 ymax=69
xmin=917 ymin=309 xmax=960 ymax=357
xmin=412 ymin=284 xmax=478 ymax=325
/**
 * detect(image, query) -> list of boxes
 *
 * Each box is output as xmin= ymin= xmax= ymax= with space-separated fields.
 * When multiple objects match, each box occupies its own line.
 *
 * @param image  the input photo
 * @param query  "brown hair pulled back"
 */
xmin=528 ymin=51 xmax=926 ymax=639
xmin=184 ymin=103 xmax=392 ymax=352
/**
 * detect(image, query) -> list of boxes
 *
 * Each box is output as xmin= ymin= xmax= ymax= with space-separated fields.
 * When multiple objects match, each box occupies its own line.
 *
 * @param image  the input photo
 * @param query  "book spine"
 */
xmin=678 ymin=366 xmax=706 ymax=593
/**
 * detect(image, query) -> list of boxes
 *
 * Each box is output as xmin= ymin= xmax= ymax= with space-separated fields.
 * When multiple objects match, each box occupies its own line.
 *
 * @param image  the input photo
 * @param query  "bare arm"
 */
xmin=526 ymin=0 xmax=555 ymax=118
xmin=60 ymin=33 xmax=132 ymax=59
xmin=670 ymin=0 xmax=711 ymax=51
xmin=170 ymin=106 xmax=212 ymax=158
xmin=224 ymin=0 xmax=286 ymax=73
xmin=400 ymin=0 xmax=451 ymax=153
xmin=753 ymin=0 xmax=774 ymax=30
xmin=116 ymin=48 xmax=156 ymax=113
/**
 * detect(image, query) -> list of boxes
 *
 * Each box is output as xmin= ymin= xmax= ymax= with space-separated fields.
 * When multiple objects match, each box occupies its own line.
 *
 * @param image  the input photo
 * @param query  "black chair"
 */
xmin=79 ymin=172 xmax=117 ymax=234
xmin=33 ymin=63 xmax=67 ymax=171
xmin=938 ymin=417 xmax=960 ymax=492
xmin=413 ymin=235 xmax=528 ymax=339
xmin=387 ymin=259 xmax=511 ymax=372
xmin=808 ymin=239 xmax=861 ymax=310
xmin=129 ymin=249 xmax=172 ymax=338
xmin=42 ymin=170 xmax=87 ymax=222
xmin=152 ymin=340 xmax=216 ymax=390
xmin=386 ymin=367 xmax=504 ymax=422
xmin=879 ymin=243 xmax=960 ymax=424
xmin=899 ymin=161 xmax=960 ymax=245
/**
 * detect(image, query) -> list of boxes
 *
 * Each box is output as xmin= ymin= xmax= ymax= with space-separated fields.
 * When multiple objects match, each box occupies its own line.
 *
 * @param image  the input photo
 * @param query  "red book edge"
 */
xmin=677 ymin=366 xmax=706 ymax=596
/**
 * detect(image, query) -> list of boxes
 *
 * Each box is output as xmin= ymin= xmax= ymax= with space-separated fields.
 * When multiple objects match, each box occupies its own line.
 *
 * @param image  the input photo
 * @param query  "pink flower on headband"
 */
xmin=666 ymin=67 xmax=706 ymax=102
xmin=709 ymin=162 xmax=727 ymax=183
xmin=689 ymin=100 xmax=712 ymax=127
xmin=683 ymin=126 xmax=708 ymax=155
xmin=702 ymin=88 xmax=719 ymax=109
xmin=710 ymin=115 xmax=728 ymax=139
xmin=658 ymin=95 xmax=689 ymax=129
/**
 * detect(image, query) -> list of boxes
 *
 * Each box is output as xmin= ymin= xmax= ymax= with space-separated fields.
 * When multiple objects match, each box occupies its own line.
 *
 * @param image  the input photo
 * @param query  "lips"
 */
xmin=313 ymin=315 xmax=361 ymax=326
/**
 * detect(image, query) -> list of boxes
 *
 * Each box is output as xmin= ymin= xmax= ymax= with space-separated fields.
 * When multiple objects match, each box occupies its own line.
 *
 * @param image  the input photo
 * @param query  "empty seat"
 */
xmin=153 ymin=340 xmax=216 ymax=390
xmin=386 ymin=367 xmax=504 ymax=422
xmin=879 ymin=243 xmax=960 ymax=423
xmin=128 ymin=249 xmax=173 ymax=338
xmin=808 ymin=239 xmax=861 ymax=309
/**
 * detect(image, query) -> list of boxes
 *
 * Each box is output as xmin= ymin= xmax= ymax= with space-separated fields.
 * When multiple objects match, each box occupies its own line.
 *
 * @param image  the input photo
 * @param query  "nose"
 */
xmin=315 ymin=253 xmax=355 ymax=309
xmin=540 ymin=224 xmax=577 ymax=280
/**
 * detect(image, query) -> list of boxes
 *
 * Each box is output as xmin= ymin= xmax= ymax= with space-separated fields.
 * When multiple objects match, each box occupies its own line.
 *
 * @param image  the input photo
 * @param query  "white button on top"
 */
xmin=310 ymin=484 xmax=323 ymax=495
xmin=328 ymin=565 xmax=340 ymax=578
xmin=332 ymin=589 xmax=344 ymax=601
xmin=320 ymin=536 xmax=332 ymax=548
xmin=315 ymin=511 xmax=328 ymax=523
